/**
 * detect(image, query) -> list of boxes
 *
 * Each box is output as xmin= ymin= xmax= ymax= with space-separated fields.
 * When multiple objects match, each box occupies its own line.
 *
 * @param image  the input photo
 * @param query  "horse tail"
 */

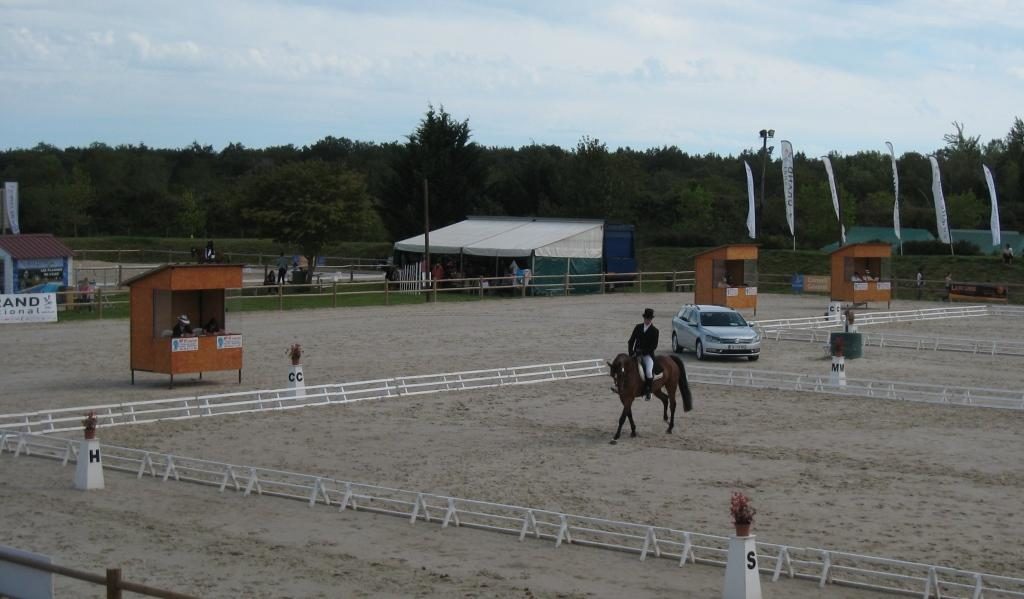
xmin=670 ymin=355 xmax=694 ymax=412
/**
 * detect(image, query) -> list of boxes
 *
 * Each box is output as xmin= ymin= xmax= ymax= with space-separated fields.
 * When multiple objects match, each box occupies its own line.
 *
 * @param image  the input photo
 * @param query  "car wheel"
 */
xmin=747 ymin=354 xmax=760 ymax=362
xmin=672 ymin=332 xmax=680 ymax=353
xmin=695 ymin=340 xmax=705 ymax=360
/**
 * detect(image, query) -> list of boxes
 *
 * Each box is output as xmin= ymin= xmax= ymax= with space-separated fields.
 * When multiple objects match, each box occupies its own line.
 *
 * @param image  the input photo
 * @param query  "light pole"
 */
xmin=757 ymin=129 xmax=774 ymax=239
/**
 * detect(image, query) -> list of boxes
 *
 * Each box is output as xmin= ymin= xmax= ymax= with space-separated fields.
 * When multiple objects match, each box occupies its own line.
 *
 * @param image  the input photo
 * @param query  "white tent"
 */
xmin=393 ymin=217 xmax=603 ymax=258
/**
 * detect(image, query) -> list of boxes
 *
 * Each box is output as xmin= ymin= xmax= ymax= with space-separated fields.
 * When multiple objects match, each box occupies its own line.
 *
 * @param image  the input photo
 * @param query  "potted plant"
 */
xmin=287 ymin=343 xmax=303 ymax=366
xmin=82 ymin=411 xmax=98 ymax=440
xmin=730 ymin=491 xmax=756 ymax=537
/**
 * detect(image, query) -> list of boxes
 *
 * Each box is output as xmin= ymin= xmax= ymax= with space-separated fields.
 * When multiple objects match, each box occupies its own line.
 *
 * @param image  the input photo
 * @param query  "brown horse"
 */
xmin=606 ymin=353 xmax=693 ymax=444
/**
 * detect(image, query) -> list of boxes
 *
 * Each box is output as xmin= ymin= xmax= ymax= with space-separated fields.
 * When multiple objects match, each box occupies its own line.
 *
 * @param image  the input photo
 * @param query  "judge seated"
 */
xmin=203 ymin=317 xmax=222 ymax=335
xmin=172 ymin=314 xmax=194 ymax=338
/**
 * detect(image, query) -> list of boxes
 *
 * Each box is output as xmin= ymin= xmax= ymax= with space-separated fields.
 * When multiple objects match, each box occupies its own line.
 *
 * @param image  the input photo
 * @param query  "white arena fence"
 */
xmin=3 ymin=431 xmax=1022 ymax=599
xmin=5 ymin=356 xmax=1024 ymax=437
xmin=0 ymin=359 xmax=607 ymax=435
xmin=760 ymin=328 xmax=1024 ymax=357
xmin=751 ymin=305 xmax=995 ymax=332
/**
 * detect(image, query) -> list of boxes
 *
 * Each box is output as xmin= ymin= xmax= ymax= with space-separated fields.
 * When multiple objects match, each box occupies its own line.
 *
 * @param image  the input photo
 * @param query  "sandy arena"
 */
xmin=2 ymin=292 xmax=1022 ymax=598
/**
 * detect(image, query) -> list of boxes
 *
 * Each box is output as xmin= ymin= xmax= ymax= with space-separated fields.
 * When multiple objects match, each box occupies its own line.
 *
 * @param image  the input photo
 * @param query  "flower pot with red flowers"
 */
xmin=730 ymin=491 xmax=756 ymax=537
xmin=287 ymin=343 xmax=303 ymax=366
xmin=82 ymin=411 xmax=98 ymax=440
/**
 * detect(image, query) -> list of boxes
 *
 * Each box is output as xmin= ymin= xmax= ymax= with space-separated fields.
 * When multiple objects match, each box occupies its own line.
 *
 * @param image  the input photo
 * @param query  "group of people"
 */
xmin=172 ymin=314 xmax=222 ymax=338
xmin=850 ymin=268 xmax=877 ymax=282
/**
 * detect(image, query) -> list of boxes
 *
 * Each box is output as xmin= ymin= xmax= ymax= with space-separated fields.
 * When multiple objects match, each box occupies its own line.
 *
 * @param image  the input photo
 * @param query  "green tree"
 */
xmin=242 ymin=161 xmax=380 ymax=281
xmin=381 ymin=105 xmax=486 ymax=239
xmin=946 ymin=190 xmax=986 ymax=228
xmin=176 ymin=190 xmax=207 ymax=238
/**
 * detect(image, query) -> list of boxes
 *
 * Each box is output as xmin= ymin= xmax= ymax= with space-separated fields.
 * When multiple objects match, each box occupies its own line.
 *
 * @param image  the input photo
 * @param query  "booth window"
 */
xmin=152 ymin=289 xmax=173 ymax=337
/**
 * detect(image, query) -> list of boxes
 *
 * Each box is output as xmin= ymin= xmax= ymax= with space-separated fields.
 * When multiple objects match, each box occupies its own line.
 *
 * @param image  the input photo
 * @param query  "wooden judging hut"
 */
xmin=829 ymin=242 xmax=892 ymax=306
xmin=693 ymin=244 xmax=759 ymax=313
xmin=125 ymin=264 xmax=243 ymax=387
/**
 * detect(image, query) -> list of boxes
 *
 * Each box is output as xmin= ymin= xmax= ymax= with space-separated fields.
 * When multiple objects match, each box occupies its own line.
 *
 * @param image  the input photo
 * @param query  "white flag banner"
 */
xmin=983 ymin=164 xmax=1000 ymax=247
xmin=929 ymin=156 xmax=951 ymax=244
xmin=821 ymin=156 xmax=846 ymax=245
xmin=885 ymin=142 xmax=900 ymax=240
xmin=743 ymin=161 xmax=756 ymax=239
xmin=780 ymin=140 xmax=795 ymax=237
xmin=3 ymin=182 xmax=19 ymax=235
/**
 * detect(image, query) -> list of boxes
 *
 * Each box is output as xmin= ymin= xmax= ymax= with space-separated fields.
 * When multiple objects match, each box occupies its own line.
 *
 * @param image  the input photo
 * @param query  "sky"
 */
xmin=2 ymin=0 xmax=1023 ymax=156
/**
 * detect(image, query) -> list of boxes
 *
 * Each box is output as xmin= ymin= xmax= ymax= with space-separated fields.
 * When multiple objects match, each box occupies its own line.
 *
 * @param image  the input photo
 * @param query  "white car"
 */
xmin=671 ymin=304 xmax=761 ymax=361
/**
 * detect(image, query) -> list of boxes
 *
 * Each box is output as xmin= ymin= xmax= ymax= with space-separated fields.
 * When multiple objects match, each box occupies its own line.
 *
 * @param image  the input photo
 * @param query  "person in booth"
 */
xmin=172 ymin=314 xmax=194 ymax=338
xmin=627 ymin=308 xmax=659 ymax=401
xmin=203 ymin=317 xmax=222 ymax=335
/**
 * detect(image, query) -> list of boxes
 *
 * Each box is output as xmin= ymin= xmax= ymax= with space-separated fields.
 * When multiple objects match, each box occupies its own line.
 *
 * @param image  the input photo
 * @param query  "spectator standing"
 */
xmin=276 ymin=252 xmax=289 ymax=285
xmin=944 ymin=272 xmax=953 ymax=302
xmin=1003 ymin=244 xmax=1014 ymax=265
xmin=915 ymin=268 xmax=924 ymax=300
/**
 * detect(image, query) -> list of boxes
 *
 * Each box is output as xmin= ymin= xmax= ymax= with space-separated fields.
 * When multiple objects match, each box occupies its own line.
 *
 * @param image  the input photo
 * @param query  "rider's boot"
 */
xmin=644 ymin=379 xmax=652 ymax=401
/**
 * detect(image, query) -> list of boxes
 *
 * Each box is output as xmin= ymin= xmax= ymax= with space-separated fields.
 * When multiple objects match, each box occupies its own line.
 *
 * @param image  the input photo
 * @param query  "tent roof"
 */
xmin=394 ymin=217 xmax=605 ymax=258
xmin=0 ymin=234 xmax=74 ymax=259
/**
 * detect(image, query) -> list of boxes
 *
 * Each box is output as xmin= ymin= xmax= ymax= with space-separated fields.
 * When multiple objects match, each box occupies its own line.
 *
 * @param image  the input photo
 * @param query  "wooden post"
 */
xmin=116 ymin=250 xmax=122 ymax=263
xmin=564 ymin=273 xmax=570 ymax=296
xmin=384 ymin=280 xmax=390 ymax=305
xmin=432 ymin=279 xmax=438 ymax=303
xmin=600 ymin=272 xmax=606 ymax=294
xmin=97 ymin=287 xmax=104 ymax=319
xmin=332 ymin=281 xmax=338 ymax=308
xmin=278 ymin=281 xmax=283 ymax=311
xmin=117 ymin=265 xmax=123 ymax=287
xmin=479 ymin=277 xmax=484 ymax=299
xmin=638 ymin=271 xmax=644 ymax=292
xmin=106 ymin=567 xmax=122 ymax=599
xmin=672 ymin=271 xmax=677 ymax=292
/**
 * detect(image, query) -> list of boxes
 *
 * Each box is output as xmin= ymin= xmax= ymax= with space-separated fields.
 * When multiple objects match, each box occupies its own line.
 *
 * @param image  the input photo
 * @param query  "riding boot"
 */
xmin=644 ymin=379 xmax=652 ymax=401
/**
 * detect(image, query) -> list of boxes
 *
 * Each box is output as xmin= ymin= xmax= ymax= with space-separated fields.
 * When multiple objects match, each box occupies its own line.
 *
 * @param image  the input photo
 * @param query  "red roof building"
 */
xmin=0 ymin=234 xmax=76 ymax=293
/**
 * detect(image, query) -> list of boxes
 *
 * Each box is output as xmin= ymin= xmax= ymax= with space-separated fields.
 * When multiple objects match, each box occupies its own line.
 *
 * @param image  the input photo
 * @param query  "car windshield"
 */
xmin=700 ymin=311 xmax=747 ymax=327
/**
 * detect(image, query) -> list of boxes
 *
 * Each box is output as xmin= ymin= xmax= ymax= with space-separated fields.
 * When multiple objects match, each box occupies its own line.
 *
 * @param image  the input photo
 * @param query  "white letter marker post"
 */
xmin=722 ymin=534 xmax=762 ymax=599
xmin=288 ymin=365 xmax=305 ymax=398
xmin=73 ymin=438 xmax=104 ymax=490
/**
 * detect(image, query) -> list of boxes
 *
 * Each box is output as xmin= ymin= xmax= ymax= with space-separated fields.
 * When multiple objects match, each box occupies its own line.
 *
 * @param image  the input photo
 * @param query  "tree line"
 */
xmin=2 ymin=106 xmax=1022 ymax=252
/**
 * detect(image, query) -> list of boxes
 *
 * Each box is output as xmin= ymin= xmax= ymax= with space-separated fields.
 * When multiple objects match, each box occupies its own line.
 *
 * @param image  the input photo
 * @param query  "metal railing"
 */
xmin=760 ymin=327 xmax=1024 ymax=357
xmin=0 ymin=359 xmax=606 ymax=435
xmin=4 ymin=432 xmax=1021 ymax=598
xmin=752 ymin=305 xmax=994 ymax=331
xmin=685 ymin=365 xmax=1024 ymax=410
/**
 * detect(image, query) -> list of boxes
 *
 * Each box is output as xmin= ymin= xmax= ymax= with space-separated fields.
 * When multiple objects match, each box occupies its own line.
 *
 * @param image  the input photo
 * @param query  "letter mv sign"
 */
xmin=0 ymin=293 xmax=58 ymax=323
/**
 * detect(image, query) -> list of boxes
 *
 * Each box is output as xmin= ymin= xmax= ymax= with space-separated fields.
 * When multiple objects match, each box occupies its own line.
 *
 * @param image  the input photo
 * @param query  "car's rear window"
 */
xmin=701 ymin=312 xmax=747 ymax=327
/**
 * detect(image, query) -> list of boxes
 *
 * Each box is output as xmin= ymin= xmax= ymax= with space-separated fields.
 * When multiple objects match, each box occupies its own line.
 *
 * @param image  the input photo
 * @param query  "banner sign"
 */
xmin=216 ymin=335 xmax=242 ymax=349
xmin=781 ymin=141 xmax=795 ymax=236
xmin=726 ymin=287 xmax=738 ymax=296
xmin=876 ymin=281 xmax=891 ymax=290
xmin=744 ymin=161 xmax=756 ymax=239
xmin=171 ymin=337 xmax=199 ymax=352
xmin=745 ymin=287 xmax=757 ymax=296
xmin=0 ymin=293 xmax=57 ymax=323
xmin=929 ymin=156 xmax=951 ymax=244
xmin=853 ymin=282 xmax=868 ymax=291
xmin=983 ymin=165 xmax=1000 ymax=247
xmin=3 ymin=182 xmax=18 ymax=234
xmin=950 ymin=282 xmax=1007 ymax=303
xmin=803 ymin=275 xmax=830 ymax=293
xmin=885 ymin=142 xmax=901 ymax=241
xmin=821 ymin=156 xmax=846 ymax=245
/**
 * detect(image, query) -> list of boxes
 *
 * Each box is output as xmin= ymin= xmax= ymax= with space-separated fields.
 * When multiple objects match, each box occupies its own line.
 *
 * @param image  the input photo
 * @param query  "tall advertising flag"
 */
xmin=780 ymin=140 xmax=795 ymax=237
xmin=3 ymin=182 xmax=19 ymax=235
xmin=821 ymin=156 xmax=846 ymax=245
xmin=743 ymin=161 xmax=756 ymax=239
xmin=928 ymin=156 xmax=951 ymax=244
xmin=884 ymin=142 xmax=901 ymax=243
xmin=983 ymin=164 xmax=1000 ymax=246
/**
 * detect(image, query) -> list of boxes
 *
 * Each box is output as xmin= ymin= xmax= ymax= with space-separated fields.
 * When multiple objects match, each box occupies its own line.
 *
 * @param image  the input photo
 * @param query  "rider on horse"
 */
xmin=628 ymin=308 xmax=659 ymax=400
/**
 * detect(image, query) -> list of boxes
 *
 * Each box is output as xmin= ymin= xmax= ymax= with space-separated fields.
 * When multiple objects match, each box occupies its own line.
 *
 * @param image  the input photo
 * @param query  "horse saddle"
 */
xmin=635 ymin=358 xmax=664 ymax=381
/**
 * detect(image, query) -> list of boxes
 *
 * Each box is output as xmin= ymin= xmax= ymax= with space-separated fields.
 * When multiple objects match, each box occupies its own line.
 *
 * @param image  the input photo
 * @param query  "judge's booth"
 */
xmin=125 ymin=264 xmax=243 ymax=387
xmin=829 ymin=243 xmax=892 ymax=306
xmin=693 ymin=244 xmax=759 ymax=313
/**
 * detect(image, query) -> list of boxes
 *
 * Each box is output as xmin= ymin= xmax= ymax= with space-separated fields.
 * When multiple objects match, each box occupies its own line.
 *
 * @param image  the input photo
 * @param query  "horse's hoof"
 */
xmin=609 ymin=439 xmax=618 ymax=445
xmin=609 ymin=387 xmax=618 ymax=394
xmin=631 ymin=432 xmax=637 ymax=438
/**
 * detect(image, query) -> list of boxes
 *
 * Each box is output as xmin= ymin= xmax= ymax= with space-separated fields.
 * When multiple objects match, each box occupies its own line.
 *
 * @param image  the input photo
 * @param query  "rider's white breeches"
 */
xmin=642 ymin=355 xmax=654 ymax=380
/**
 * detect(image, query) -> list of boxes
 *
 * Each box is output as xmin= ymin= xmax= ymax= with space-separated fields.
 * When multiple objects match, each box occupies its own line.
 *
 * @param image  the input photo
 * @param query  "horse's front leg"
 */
xmin=612 ymin=405 xmax=628 ymax=443
xmin=627 ymin=406 xmax=637 ymax=437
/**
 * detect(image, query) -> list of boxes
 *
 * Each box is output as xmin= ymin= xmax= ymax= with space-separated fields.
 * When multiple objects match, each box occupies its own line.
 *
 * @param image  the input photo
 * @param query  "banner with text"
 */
xmin=983 ymin=164 xmax=1000 ymax=247
xmin=743 ymin=161 xmax=756 ymax=239
xmin=821 ymin=156 xmax=846 ymax=245
xmin=928 ymin=156 xmax=951 ymax=244
xmin=0 ymin=293 xmax=57 ymax=323
xmin=885 ymin=142 xmax=900 ymax=241
xmin=3 ymin=182 xmax=18 ymax=235
xmin=781 ymin=141 xmax=795 ymax=237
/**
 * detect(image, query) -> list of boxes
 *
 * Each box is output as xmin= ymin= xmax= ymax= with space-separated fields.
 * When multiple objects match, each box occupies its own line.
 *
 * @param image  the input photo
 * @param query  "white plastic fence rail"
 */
xmin=686 ymin=365 xmax=1024 ymax=410
xmin=0 ymin=359 xmax=606 ymax=435
xmin=752 ymin=305 xmax=993 ymax=331
xmin=761 ymin=328 xmax=1024 ymax=357
xmin=3 ymin=432 xmax=1021 ymax=599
